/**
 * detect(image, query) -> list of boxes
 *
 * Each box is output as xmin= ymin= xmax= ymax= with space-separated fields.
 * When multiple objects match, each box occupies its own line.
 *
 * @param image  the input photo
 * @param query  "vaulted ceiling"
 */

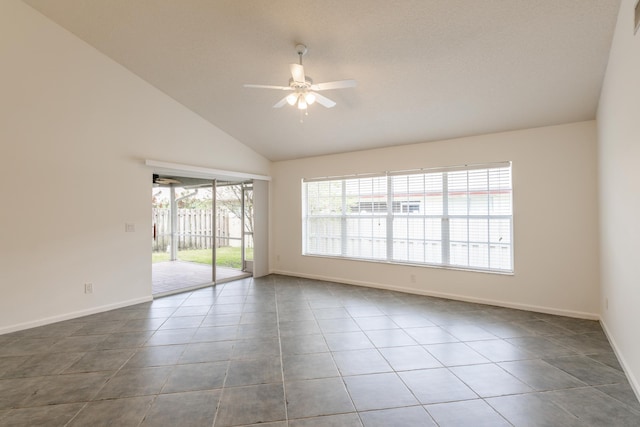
xmin=23 ymin=0 xmax=621 ymax=161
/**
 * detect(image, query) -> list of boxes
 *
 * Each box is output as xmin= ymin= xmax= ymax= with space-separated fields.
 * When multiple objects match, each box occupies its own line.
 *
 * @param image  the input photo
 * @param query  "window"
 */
xmin=302 ymin=162 xmax=513 ymax=273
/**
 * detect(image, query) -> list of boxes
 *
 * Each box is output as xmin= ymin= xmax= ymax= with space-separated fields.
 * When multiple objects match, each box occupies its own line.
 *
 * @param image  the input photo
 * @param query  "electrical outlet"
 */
xmin=84 ymin=283 xmax=93 ymax=294
xmin=410 ymin=274 xmax=416 ymax=283
xmin=125 ymin=223 xmax=135 ymax=232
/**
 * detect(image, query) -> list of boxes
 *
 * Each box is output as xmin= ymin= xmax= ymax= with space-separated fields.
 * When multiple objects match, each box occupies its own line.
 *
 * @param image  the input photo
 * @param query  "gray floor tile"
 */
xmin=240 ymin=311 xmax=278 ymax=325
xmin=159 ymin=315 xmax=205 ymax=330
xmin=426 ymin=399 xmax=510 ymax=427
xmin=317 ymin=318 xmax=361 ymax=334
xmin=95 ymin=366 xmax=173 ymax=399
xmin=506 ymin=336 xmax=576 ymax=358
xmin=201 ymin=314 xmax=242 ymax=327
xmin=162 ymin=361 xmax=228 ymax=393
xmin=596 ymin=383 xmax=640 ymax=411
xmin=353 ymin=316 xmax=400 ymax=331
xmin=125 ymin=344 xmax=186 ymax=368
xmin=324 ymin=331 xmax=374 ymax=351
xmin=466 ymin=339 xmax=536 ymax=362
xmin=231 ymin=337 xmax=280 ymax=359
xmin=378 ymin=346 xmax=442 ymax=371
xmin=236 ymin=323 xmax=279 ymax=339
xmin=487 ymin=393 xmax=583 ymax=427
xmin=546 ymin=387 xmax=640 ymax=426
xmin=332 ymin=349 xmax=393 ymax=376
xmin=398 ymin=368 xmax=478 ymax=404
xmin=97 ymin=331 xmax=154 ymax=350
xmin=344 ymin=373 xmax=418 ymax=411
xmin=479 ymin=322 xmax=536 ymax=339
xmin=141 ymin=390 xmax=220 ymax=427
xmin=215 ymin=383 xmax=286 ymax=426
xmin=0 ymin=356 xmax=29 ymax=379
xmin=550 ymin=332 xmax=616 ymax=354
xmin=278 ymin=320 xmax=322 ymax=337
xmin=424 ymin=342 xmax=490 ymax=366
xmin=587 ymin=351 xmax=624 ymax=372
xmin=516 ymin=320 xmax=573 ymax=336
xmin=388 ymin=315 xmax=435 ymax=328
xmin=191 ymin=325 xmax=238 ymax=343
xmin=281 ymin=335 xmax=329 ymax=355
xmin=449 ymin=364 xmax=533 ymax=397
xmin=0 ymin=377 xmax=43 ymax=409
xmin=0 ymin=402 xmax=83 ymax=426
xmin=364 ymin=329 xmax=417 ymax=347
xmin=22 ymin=372 xmax=111 ymax=406
xmin=404 ymin=327 xmax=459 ymax=345
xmin=498 ymin=359 xmax=586 ymax=391
xmin=0 ymin=337 xmax=59 ymax=357
xmin=72 ymin=320 xmax=129 ymax=336
xmin=145 ymin=328 xmax=197 ymax=346
xmin=179 ymin=341 xmax=234 ymax=364
xmin=69 ymin=396 xmax=154 ymax=427
xmin=285 ymin=377 xmax=355 ymax=418
xmin=346 ymin=306 xmax=385 ymax=318
xmin=226 ymin=356 xmax=282 ymax=387
xmin=48 ymin=335 xmax=110 ymax=353
xmin=64 ymin=349 xmax=134 ymax=373
xmin=288 ymin=413 xmax=362 ymax=427
xmin=543 ymin=355 xmax=627 ymax=385
xmin=3 ymin=352 xmax=84 ymax=378
xmin=441 ymin=325 xmax=498 ymax=341
xmin=283 ymin=353 xmax=339 ymax=381
xmin=118 ymin=318 xmax=167 ymax=332
xmin=360 ymin=406 xmax=437 ymax=427
xmin=277 ymin=309 xmax=315 ymax=322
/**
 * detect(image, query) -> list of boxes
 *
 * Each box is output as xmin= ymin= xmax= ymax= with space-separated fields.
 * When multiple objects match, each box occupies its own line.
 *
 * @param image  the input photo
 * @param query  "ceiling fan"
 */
xmin=244 ymin=44 xmax=356 ymax=111
xmin=153 ymin=174 xmax=182 ymax=185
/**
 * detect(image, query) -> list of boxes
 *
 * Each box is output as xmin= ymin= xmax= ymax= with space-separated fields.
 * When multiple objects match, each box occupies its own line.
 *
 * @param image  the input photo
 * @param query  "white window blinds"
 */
xmin=302 ymin=163 xmax=513 ymax=273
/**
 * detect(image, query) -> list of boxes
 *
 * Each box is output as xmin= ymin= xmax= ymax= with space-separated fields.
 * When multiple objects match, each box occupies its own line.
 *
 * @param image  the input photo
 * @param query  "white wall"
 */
xmin=597 ymin=0 xmax=640 ymax=397
xmin=0 ymin=0 xmax=270 ymax=333
xmin=271 ymin=121 xmax=600 ymax=318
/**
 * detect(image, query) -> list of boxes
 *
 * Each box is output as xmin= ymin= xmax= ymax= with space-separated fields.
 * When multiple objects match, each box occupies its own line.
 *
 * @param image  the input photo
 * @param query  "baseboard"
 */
xmin=599 ymin=319 xmax=640 ymax=403
xmin=0 ymin=296 xmax=153 ymax=335
xmin=270 ymin=269 xmax=599 ymax=320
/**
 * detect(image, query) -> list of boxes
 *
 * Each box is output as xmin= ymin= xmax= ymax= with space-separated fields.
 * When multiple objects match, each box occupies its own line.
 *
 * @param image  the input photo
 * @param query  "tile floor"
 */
xmin=0 ymin=274 xmax=639 ymax=426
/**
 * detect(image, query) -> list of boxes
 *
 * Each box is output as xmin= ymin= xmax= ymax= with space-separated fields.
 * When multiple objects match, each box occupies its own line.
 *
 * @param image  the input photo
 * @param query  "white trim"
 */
xmin=145 ymin=159 xmax=271 ymax=182
xmin=270 ymin=269 xmax=599 ymax=320
xmin=600 ymin=320 xmax=640 ymax=402
xmin=0 ymin=296 xmax=153 ymax=335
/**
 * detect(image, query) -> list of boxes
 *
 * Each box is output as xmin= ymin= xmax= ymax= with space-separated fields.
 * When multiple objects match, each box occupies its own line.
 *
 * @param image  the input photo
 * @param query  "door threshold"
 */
xmin=215 ymin=272 xmax=252 ymax=284
xmin=153 ymin=282 xmax=214 ymax=298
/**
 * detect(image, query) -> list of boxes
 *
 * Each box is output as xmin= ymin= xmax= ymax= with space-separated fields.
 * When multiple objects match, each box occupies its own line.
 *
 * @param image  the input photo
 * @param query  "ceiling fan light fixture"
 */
xmin=304 ymin=92 xmax=316 ymax=105
xmin=286 ymin=93 xmax=298 ymax=106
xmin=297 ymin=97 xmax=307 ymax=110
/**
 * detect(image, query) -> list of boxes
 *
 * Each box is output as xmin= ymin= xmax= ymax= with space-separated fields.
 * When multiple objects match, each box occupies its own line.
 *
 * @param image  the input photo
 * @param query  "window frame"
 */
xmin=302 ymin=162 xmax=514 ymax=275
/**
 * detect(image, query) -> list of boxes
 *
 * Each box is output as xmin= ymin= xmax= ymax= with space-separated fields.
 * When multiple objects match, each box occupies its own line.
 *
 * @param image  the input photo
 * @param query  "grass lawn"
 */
xmin=152 ymin=246 xmax=250 ymax=269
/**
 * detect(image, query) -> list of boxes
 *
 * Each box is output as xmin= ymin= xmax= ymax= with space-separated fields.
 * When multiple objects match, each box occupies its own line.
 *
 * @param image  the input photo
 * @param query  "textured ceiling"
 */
xmin=23 ymin=0 xmax=620 ymax=161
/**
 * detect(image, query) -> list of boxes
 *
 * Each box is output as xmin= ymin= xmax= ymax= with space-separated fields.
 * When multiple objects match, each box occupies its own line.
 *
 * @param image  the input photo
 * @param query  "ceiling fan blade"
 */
xmin=312 ymin=92 xmax=337 ymax=108
xmin=290 ymin=63 xmax=305 ymax=84
xmin=273 ymin=96 xmax=290 ymax=108
xmin=311 ymin=79 xmax=357 ymax=91
xmin=244 ymin=84 xmax=292 ymax=90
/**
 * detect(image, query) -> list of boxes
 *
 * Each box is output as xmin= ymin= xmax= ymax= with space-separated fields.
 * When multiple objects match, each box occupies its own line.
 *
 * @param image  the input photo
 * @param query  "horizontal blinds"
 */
xmin=303 ymin=162 xmax=513 ymax=273
xmin=303 ymin=161 xmax=511 ymax=183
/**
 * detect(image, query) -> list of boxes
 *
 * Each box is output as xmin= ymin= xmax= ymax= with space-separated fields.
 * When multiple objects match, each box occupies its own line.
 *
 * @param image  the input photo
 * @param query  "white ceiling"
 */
xmin=23 ymin=0 xmax=620 ymax=161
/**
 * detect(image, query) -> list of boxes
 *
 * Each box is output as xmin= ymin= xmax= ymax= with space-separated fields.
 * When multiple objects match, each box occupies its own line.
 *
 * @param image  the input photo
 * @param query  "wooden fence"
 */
xmin=152 ymin=208 xmax=231 ymax=252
